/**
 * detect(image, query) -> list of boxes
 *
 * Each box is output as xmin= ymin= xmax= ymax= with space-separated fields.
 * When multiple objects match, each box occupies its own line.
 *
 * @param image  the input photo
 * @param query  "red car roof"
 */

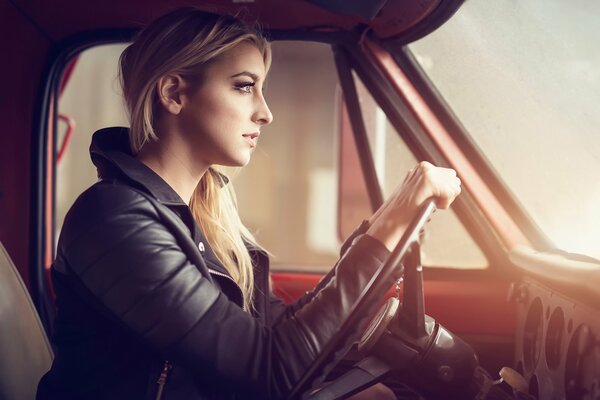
xmin=10 ymin=0 xmax=446 ymax=42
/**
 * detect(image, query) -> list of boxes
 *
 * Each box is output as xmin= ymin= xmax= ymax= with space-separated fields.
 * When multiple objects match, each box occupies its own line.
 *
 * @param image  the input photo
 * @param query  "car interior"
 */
xmin=1 ymin=0 xmax=599 ymax=399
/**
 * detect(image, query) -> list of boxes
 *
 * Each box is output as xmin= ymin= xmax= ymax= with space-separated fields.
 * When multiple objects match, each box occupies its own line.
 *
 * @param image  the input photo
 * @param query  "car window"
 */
xmin=406 ymin=0 xmax=600 ymax=260
xmin=56 ymin=41 xmax=340 ymax=273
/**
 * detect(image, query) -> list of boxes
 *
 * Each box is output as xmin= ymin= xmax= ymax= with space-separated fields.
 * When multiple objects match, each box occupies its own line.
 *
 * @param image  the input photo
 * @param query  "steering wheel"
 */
xmin=287 ymin=199 xmax=520 ymax=400
xmin=286 ymin=199 xmax=436 ymax=398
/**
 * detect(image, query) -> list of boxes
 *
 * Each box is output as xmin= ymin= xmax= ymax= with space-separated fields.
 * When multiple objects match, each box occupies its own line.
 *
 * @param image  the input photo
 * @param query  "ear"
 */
xmin=156 ymin=74 xmax=186 ymax=115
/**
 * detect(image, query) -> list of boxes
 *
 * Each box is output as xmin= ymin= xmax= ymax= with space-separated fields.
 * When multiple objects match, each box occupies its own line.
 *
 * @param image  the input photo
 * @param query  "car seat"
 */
xmin=0 ymin=242 xmax=53 ymax=400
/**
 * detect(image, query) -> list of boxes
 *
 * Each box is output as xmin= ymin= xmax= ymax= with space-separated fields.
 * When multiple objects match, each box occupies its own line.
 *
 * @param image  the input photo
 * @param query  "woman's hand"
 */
xmin=366 ymin=161 xmax=461 ymax=251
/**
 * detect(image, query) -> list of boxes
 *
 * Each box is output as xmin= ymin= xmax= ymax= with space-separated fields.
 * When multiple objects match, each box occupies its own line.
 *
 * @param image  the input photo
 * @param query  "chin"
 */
xmin=220 ymin=153 xmax=252 ymax=168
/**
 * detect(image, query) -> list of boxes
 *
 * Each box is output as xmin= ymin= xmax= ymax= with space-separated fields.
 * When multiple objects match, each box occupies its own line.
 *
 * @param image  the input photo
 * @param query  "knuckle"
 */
xmin=423 ymin=167 xmax=434 ymax=180
xmin=418 ymin=161 xmax=431 ymax=170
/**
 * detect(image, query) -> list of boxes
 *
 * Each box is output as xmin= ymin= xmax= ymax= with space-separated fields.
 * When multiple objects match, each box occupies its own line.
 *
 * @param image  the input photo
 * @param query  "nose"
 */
xmin=253 ymin=94 xmax=273 ymax=126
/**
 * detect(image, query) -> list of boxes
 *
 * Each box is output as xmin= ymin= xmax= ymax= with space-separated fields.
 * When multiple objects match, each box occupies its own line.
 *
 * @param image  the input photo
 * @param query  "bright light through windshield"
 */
xmin=408 ymin=0 xmax=600 ymax=260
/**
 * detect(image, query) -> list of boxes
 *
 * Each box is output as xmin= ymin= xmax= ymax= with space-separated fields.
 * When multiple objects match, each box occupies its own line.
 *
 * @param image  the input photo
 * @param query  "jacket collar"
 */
xmin=89 ymin=127 xmax=266 ymax=255
xmin=90 ymin=127 xmax=188 ymax=206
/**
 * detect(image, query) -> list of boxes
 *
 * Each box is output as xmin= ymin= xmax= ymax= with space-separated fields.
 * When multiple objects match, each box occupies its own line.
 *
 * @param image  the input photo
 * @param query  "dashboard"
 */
xmin=510 ymin=247 xmax=600 ymax=400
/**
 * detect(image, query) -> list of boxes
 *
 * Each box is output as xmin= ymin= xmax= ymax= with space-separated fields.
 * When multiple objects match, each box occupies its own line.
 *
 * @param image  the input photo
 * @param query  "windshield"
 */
xmin=406 ymin=0 xmax=600 ymax=259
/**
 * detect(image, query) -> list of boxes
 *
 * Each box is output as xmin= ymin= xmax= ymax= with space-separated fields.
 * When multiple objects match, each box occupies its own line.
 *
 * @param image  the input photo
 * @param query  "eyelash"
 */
xmin=235 ymin=81 xmax=255 ymax=94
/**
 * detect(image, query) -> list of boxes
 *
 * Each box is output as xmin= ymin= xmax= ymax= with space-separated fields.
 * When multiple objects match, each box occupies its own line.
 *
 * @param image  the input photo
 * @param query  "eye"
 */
xmin=234 ymin=81 xmax=255 ymax=94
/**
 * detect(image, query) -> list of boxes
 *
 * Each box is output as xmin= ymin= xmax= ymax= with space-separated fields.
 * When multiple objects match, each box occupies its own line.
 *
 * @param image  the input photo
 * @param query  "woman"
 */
xmin=37 ymin=8 xmax=461 ymax=400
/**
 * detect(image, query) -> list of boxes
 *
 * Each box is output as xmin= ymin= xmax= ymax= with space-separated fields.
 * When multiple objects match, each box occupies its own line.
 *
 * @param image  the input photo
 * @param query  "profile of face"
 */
xmin=162 ymin=42 xmax=273 ymax=169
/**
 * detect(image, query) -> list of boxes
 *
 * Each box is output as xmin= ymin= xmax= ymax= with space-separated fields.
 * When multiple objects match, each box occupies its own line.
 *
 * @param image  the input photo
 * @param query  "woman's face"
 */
xmin=178 ymin=42 xmax=273 ymax=168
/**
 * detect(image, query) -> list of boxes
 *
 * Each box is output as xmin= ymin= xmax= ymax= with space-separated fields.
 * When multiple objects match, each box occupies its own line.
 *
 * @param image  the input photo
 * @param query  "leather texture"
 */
xmin=36 ymin=127 xmax=391 ymax=399
xmin=0 ymin=242 xmax=54 ymax=400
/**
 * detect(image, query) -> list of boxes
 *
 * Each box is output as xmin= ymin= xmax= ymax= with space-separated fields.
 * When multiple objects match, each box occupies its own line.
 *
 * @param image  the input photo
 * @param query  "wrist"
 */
xmin=366 ymin=218 xmax=409 ymax=252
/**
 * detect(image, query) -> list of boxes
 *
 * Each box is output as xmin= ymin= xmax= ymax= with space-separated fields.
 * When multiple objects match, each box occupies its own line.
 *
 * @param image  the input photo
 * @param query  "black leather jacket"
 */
xmin=37 ymin=127 xmax=390 ymax=400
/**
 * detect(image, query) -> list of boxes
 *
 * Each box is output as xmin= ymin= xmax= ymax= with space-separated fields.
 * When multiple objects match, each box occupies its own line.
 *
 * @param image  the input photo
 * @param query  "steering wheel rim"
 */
xmin=287 ymin=199 xmax=437 ymax=399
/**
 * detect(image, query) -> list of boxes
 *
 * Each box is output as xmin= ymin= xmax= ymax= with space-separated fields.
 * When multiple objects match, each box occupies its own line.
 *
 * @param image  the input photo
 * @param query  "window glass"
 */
xmin=407 ymin=0 xmax=600 ymax=260
xmin=349 ymin=72 xmax=488 ymax=269
xmin=56 ymin=44 xmax=128 ymax=234
xmin=57 ymin=41 xmax=340 ymax=272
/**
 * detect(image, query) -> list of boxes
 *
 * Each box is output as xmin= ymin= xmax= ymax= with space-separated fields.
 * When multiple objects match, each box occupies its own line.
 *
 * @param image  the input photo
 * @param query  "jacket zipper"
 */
xmin=207 ymin=268 xmax=244 ymax=302
xmin=155 ymin=360 xmax=173 ymax=400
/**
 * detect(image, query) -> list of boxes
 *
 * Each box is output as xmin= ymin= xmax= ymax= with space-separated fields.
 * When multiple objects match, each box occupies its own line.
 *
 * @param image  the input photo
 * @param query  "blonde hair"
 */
xmin=119 ymin=8 xmax=271 ymax=311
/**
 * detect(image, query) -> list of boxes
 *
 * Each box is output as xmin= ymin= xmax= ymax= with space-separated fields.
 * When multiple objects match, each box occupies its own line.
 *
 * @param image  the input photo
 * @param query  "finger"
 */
xmin=432 ymin=176 xmax=461 ymax=209
xmin=443 ymin=167 xmax=457 ymax=177
xmin=402 ymin=168 xmax=414 ymax=185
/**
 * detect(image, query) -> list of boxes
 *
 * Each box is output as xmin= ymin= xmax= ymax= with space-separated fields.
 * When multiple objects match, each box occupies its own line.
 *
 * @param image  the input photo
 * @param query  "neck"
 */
xmin=136 ymin=136 xmax=209 ymax=204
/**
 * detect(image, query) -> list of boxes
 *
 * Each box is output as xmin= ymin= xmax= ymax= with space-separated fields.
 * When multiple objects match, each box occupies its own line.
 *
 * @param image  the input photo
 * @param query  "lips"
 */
xmin=242 ymin=132 xmax=260 ymax=148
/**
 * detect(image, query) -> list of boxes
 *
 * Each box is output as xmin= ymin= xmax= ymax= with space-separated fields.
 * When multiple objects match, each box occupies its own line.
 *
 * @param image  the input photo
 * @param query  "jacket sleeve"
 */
xmin=268 ymin=219 xmax=372 ymax=323
xmin=57 ymin=183 xmax=390 ymax=399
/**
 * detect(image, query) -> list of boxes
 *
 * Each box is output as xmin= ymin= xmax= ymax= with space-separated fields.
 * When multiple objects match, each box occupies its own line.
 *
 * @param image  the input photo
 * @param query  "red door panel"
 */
xmin=271 ymin=271 xmax=516 ymax=336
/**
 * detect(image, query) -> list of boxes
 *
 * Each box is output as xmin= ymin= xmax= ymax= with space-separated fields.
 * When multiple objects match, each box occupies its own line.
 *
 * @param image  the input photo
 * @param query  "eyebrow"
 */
xmin=230 ymin=71 xmax=260 ymax=81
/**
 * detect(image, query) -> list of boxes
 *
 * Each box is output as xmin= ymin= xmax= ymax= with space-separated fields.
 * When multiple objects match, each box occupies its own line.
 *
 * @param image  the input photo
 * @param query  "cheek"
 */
xmin=206 ymin=99 xmax=246 ymax=134
xmin=202 ymin=90 xmax=241 ymax=119
xmin=184 ymin=103 xmax=222 ymax=137
xmin=183 ymin=86 xmax=248 ymax=144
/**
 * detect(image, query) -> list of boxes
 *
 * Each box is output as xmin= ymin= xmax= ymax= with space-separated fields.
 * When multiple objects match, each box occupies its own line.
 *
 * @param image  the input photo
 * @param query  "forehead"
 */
xmin=208 ymin=43 xmax=266 ymax=79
